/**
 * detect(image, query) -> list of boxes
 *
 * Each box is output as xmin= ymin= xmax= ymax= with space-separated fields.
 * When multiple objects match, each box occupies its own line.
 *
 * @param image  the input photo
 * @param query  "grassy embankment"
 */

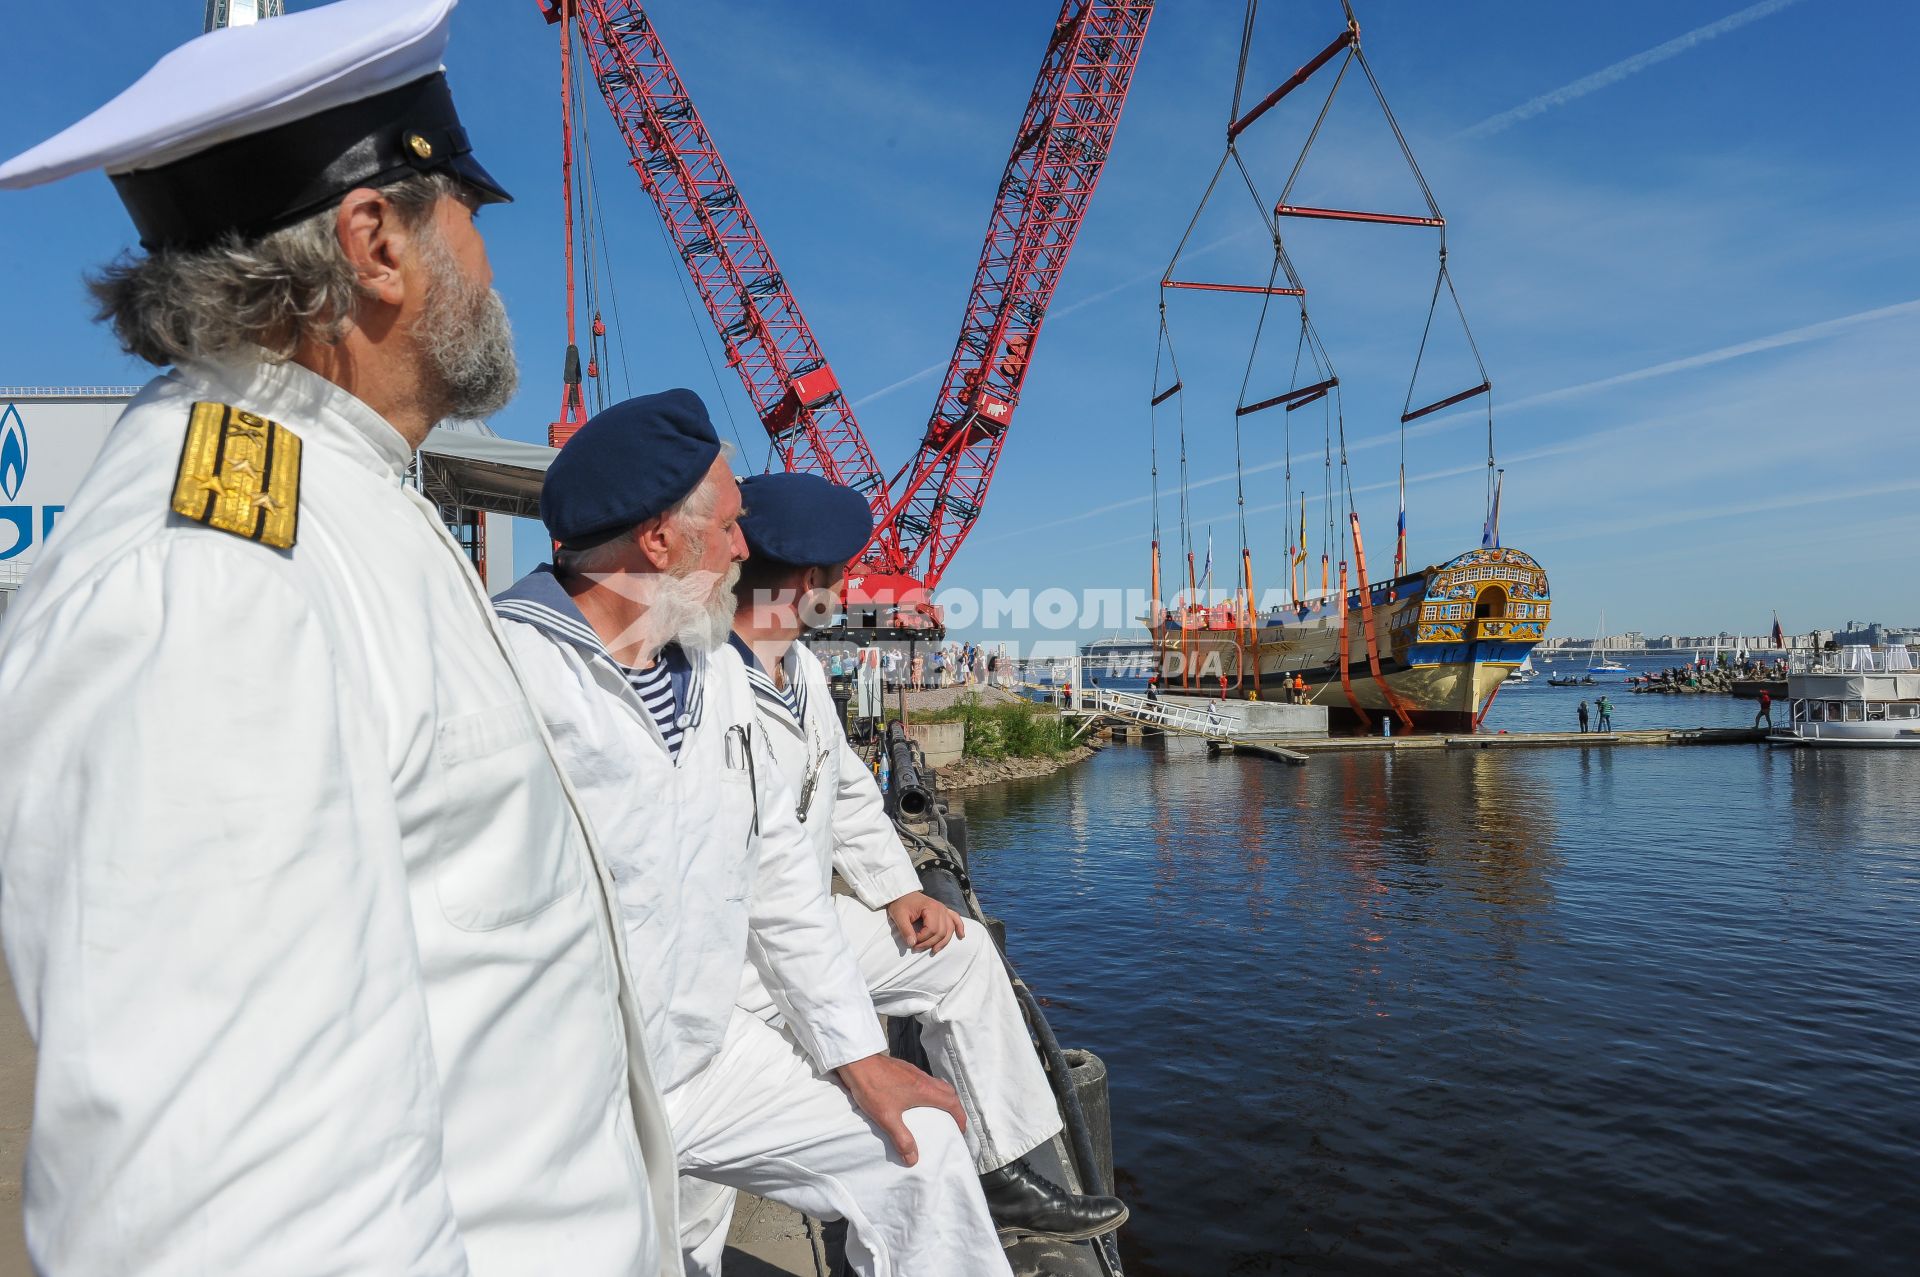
xmin=908 ymin=699 xmax=1076 ymax=761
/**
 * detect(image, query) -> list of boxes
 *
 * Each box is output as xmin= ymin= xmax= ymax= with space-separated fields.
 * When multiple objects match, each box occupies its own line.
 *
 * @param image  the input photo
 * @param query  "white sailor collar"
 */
xmin=495 ymin=564 xmax=706 ymax=731
xmin=727 ymin=632 xmax=809 ymax=738
xmin=176 ymin=347 xmax=414 ymax=483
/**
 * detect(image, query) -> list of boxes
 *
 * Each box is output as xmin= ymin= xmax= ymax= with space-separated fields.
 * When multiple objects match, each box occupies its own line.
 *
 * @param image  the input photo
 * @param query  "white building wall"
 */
xmin=1 ymin=394 xmax=129 ymax=597
xmin=482 ymin=511 xmax=516 ymax=595
xmin=0 ymin=392 xmax=521 ymax=612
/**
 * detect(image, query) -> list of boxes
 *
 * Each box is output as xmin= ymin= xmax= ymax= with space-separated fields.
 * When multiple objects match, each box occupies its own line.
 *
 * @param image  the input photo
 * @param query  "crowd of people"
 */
xmin=1633 ymin=653 xmax=1789 ymax=690
xmin=907 ymin=642 xmax=1012 ymax=691
xmin=807 ymin=641 xmax=1016 ymax=693
xmin=0 ymin=6 xmax=1125 ymax=1273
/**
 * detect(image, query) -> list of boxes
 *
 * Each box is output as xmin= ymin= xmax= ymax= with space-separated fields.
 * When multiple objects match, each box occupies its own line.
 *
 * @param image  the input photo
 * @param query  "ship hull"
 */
xmin=1154 ymin=546 xmax=1551 ymax=734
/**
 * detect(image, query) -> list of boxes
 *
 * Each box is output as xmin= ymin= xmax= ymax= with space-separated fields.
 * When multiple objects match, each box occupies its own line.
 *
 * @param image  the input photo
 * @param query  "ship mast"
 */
xmin=204 ymin=0 xmax=284 ymax=34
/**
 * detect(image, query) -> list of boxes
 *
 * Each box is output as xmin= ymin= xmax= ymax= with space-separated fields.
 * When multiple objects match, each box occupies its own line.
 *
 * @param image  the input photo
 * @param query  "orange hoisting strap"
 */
xmin=1349 ymin=512 xmax=1416 ymax=733
xmin=1150 ymin=538 xmax=1163 ymax=625
xmin=1241 ymin=546 xmax=1260 ymax=694
xmin=1336 ymin=559 xmax=1369 ymax=731
xmin=1183 ymin=548 xmax=1198 ymax=690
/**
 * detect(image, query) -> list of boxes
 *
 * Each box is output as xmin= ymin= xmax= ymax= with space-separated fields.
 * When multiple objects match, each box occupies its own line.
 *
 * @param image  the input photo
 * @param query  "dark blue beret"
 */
xmin=737 ymin=472 xmax=875 ymax=567
xmin=541 ymin=389 xmax=722 ymax=548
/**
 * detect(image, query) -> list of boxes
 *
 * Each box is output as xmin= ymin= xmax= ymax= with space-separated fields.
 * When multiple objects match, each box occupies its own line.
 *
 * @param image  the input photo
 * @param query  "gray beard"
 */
xmin=413 ymin=232 xmax=519 ymax=422
xmin=659 ymin=559 xmax=743 ymax=655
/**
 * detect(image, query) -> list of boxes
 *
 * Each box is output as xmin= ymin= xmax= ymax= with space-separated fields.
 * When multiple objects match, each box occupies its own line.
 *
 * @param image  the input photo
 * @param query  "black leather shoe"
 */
xmin=979 ymin=1159 xmax=1129 ymax=1242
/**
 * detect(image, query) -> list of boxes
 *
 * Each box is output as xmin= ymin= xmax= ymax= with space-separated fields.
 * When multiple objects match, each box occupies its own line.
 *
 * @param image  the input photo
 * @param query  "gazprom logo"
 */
xmin=0 ymin=402 xmax=63 ymax=563
xmin=0 ymin=404 xmax=24 ymax=502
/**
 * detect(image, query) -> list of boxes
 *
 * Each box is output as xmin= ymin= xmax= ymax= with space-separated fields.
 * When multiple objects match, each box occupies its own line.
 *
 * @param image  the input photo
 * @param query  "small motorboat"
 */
xmin=1771 ymin=645 xmax=1920 ymax=748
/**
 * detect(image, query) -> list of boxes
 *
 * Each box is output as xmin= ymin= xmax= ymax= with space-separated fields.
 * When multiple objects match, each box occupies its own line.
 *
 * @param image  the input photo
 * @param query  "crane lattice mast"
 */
xmin=546 ymin=0 xmax=888 ymax=503
xmin=548 ymin=0 xmax=1154 ymax=613
xmin=869 ymin=0 xmax=1153 ymax=593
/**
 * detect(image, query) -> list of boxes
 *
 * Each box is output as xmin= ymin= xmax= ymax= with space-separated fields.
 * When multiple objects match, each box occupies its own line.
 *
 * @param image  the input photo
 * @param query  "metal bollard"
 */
xmin=943 ymin=811 xmax=969 ymax=870
xmin=1063 ymin=1048 xmax=1114 ymax=1195
xmin=982 ymin=914 xmax=1007 ymax=955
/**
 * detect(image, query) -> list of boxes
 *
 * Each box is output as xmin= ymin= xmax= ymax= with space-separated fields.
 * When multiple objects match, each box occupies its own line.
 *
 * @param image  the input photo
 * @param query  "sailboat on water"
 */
xmin=1588 ymin=609 xmax=1629 ymax=674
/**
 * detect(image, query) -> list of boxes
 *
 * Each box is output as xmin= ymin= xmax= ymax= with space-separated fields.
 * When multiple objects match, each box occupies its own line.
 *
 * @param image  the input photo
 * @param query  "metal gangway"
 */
xmin=1084 ymin=687 xmax=1243 ymax=741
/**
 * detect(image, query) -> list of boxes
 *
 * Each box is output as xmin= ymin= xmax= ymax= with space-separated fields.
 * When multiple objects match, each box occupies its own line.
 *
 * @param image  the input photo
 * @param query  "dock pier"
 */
xmin=1081 ymin=689 xmax=1769 ymax=764
xmin=1223 ymin=726 xmax=1769 ymax=764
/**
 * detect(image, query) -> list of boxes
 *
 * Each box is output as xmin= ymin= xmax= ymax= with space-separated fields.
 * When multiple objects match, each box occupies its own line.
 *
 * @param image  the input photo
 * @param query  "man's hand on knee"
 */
xmin=836 ymin=1053 xmax=966 ymax=1167
xmin=884 ymin=891 xmax=966 ymax=954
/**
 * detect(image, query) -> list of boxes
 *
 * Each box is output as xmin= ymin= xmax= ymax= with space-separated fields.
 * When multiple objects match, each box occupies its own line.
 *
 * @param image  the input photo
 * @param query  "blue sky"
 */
xmin=2 ymin=0 xmax=1915 ymax=642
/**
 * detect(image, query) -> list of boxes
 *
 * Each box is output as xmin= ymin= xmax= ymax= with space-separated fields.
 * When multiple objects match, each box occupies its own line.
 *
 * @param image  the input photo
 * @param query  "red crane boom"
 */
xmin=547 ymin=0 xmax=887 ymax=504
xmin=547 ymin=0 xmax=1154 ymax=612
xmin=867 ymin=0 xmax=1154 ymax=595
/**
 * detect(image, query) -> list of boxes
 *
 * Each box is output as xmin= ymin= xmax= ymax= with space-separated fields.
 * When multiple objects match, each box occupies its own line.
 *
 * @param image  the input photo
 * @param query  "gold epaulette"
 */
xmin=170 ymin=401 xmax=302 ymax=550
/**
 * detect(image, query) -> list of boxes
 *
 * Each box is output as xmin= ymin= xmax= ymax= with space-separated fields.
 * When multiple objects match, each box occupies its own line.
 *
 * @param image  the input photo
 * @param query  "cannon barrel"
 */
xmin=884 ymin=720 xmax=933 ymax=820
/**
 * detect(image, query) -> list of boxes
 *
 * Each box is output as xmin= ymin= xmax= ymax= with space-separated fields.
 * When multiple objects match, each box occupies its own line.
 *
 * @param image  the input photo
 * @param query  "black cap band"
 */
xmin=109 ymin=73 xmax=511 ymax=252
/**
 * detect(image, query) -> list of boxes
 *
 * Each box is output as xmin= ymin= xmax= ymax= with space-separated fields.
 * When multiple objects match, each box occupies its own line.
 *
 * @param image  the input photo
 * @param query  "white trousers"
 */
xmin=682 ymin=897 xmax=1063 ymax=1274
xmin=673 ymin=1005 xmax=1014 ymax=1277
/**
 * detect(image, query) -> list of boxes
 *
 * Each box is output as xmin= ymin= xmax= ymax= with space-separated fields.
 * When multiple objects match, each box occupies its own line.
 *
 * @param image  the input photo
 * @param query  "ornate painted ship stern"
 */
xmin=1401 ymin=547 xmax=1552 ymax=732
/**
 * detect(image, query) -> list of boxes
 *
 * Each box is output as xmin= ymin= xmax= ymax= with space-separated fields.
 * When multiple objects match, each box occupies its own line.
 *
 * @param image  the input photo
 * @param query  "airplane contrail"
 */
xmin=977 ymin=297 xmax=1920 ymax=542
xmin=1456 ymin=0 xmax=1807 ymax=141
xmin=852 ymin=362 xmax=944 ymax=410
xmin=1529 ymin=479 xmax=1920 ymax=545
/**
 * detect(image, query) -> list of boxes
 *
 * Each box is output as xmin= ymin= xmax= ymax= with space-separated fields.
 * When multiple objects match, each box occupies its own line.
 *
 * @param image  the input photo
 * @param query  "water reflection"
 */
xmin=1785 ymin=748 xmax=1916 ymax=856
xmin=961 ymin=740 xmax=1920 ymax=1274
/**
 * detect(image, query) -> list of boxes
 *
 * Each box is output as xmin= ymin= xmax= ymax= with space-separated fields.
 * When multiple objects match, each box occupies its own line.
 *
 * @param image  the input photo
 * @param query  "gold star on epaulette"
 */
xmin=171 ymin=402 xmax=302 ymax=550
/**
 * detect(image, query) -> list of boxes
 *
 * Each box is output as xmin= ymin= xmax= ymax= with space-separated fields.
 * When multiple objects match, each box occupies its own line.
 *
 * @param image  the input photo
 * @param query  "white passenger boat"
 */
xmin=1773 ymin=645 xmax=1920 ymax=748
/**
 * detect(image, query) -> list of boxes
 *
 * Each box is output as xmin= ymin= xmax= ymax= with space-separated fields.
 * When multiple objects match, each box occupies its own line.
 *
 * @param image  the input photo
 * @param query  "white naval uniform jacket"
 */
xmin=0 ymin=355 xmax=678 ymax=1277
xmin=730 ymin=637 xmax=921 ymax=907
xmin=493 ymin=569 xmax=886 ymax=1097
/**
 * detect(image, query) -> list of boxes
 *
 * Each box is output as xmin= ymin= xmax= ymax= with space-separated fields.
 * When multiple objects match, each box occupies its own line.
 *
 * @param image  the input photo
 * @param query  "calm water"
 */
xmin=1079 ymin=653 xmax=1779 ymax=736
xmin=960 ymin=693 xmax=1920 ymax=1274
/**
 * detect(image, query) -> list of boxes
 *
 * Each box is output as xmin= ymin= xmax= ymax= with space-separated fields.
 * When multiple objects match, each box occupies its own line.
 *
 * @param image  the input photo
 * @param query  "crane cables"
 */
xmin=1147 ymin=303 xmax=1180 ymax=626
xmin=1154 ymin=0 xmax=1496 ymax=618
xmin=1263 ymin=0 xmax=1497 ymax=563
xmin=563 ymin=34 xmax=627 ymax=413
xmin=561 ymin=13 xmax=751 ymax=453
xmin=1156 ymin=0 xmax=1349 ymax=630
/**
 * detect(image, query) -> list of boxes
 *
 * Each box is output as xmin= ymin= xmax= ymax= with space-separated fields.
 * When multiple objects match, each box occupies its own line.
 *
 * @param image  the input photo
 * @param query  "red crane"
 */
xmin=541 ymin=0 xmax=887 ymax=505
xmin=543 ymin=1 xmax=1155 ymax=617
xmin=865 ymin=1 xmax=1154 ymax=606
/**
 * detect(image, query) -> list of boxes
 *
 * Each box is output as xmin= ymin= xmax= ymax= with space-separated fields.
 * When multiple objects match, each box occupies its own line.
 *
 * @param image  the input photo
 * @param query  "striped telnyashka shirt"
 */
xmin=622 ymin=659 xmax=685 ymax=759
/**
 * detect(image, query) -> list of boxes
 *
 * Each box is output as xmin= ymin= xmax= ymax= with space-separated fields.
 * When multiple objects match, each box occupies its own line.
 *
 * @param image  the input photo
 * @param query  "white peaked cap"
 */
xmin=0 ymin=0 xmax=460 ymax=187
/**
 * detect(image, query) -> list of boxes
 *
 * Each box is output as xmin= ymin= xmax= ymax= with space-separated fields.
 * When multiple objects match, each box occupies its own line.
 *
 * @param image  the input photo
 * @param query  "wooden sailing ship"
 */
xmin=1154 ymin=546 xmax=1551 ymax=733
xmin=1146 ymin=3 xmax=1550 ymax=732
